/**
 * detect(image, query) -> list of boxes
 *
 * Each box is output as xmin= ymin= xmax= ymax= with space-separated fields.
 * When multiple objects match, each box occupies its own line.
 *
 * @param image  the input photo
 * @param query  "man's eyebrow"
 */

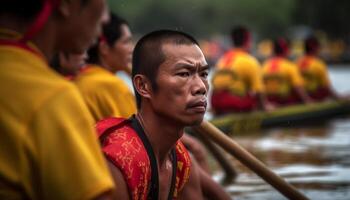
xmin=199 ymin=65 xmax=210 ymax=71
xmin=174 ymin=62 xmax=195 ymax=69
xmin=174 ymin=63 xmax=210 ymax=71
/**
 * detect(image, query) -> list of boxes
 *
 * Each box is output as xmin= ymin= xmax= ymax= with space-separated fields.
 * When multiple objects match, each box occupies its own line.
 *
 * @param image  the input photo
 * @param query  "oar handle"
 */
xmin=192 ymin=120 xmax=310 ymax=200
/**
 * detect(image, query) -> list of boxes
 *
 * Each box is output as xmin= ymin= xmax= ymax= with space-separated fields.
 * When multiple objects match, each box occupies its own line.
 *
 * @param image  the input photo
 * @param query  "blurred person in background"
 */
xmin=75 ymin=12 xmax=137 ymax=121
xmin=295 ymin=35 xmax=338 ymax=101
xmin=51 ymin=51 xmax=88 ymax=80
xmin=211 ymin=26 xmax=271 ymax=115
xmin=262 ymin=38 xmax=312 ymax=106
xmin=0 ymin=0 xmax=115 ymax=199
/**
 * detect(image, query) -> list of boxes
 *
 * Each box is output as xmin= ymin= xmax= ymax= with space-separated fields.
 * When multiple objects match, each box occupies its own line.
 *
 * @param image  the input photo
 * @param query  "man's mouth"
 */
xmin=187 ymin=99 xmax=207 ymax=113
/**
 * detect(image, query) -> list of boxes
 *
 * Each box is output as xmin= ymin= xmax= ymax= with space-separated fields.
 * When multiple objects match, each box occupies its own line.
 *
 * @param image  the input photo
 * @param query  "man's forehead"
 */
xmin=161 ymin=43 xmax=205 ymax=61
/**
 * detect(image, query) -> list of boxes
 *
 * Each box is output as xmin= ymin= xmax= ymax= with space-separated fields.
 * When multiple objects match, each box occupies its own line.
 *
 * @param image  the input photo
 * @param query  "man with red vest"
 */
xmin=96 ymin=30 xmax=231 ymax=200
xmin=262 ymin=38 xmax=312 ymax=105
xmin=0 ymin=0 xmax=115 ymax=199
xmin=211 ymin=26 xmax=270 ymax=114
xmin=295 ymin=35 xmax=337 ymax=101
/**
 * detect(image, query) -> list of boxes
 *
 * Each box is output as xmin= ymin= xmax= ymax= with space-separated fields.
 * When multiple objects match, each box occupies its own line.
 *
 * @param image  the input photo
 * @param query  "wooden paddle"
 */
xmin=192 ymin=120 xmax=310 ymax=200
xmin=195 ymin=131 xmax=238 ymax=184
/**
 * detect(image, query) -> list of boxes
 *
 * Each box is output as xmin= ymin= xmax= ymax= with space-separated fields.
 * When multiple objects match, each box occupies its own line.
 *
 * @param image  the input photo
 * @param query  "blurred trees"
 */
xmin=108 ymin=0 xmax=350 ymax=41
xmin=293 ymin=0 xmax=350 ymax=40
xmin=108 ymin=0 xmax=294 ymax=39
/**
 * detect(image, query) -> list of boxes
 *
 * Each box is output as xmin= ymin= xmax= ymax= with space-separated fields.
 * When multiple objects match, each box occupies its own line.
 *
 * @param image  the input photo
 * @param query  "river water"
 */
xmin=118 ymin=65 xmax=350 ymax=199
xmin=212 ymin=65 xmax=350 ymax=200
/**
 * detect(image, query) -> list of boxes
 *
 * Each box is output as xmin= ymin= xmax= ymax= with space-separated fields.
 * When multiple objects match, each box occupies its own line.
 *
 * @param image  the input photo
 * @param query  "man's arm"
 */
xmin=197 ymin=161 xmax=232 ymax=200
xmin=106 ymin=160 xmax=131 ymax=200
xmin=256 ymin=92 xmax=275 ymax=111
xmin=179 ymin=156 xmax=232 ymax=200
xmin=294 ymin=86 xmax=313 ymax=103
xmin=180 ymin=133 xmax=211 ymax=174
xmin=178 ymin=155 xmax=204 ymax=200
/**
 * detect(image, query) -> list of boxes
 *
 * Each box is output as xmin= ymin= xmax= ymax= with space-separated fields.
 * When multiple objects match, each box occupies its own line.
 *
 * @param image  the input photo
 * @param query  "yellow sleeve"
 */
xmin=235 ymin=56 xmax=264 ymax=93
xmin=86 ymin=88 xmax=122 ymax=122
xmin=315 ymin=60 xmax=331 ymax=87
xmin=287 ymin=62 xmax=304 ymax=87
xmin=76 ymin=78 xmax=122 ymax=122
xmin=30 ymin=85 xmax=114 ymax=200
xmin=113 ymin=78 xmax=137 ymax=118
xmin=216 ymin=57 xmax=225 ymax=68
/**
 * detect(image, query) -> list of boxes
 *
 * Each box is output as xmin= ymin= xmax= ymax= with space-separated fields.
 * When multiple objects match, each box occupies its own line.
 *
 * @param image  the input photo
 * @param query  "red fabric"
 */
xmin=20 ymin=0 xmax=57 ymax=43
xmin=269 ymin=57 xmax=281 ymax=73
xmin=308 ymin=87 xmax=331 ymax=101
xmin=299 ymin=57 xmax=311 ymax=70
xmin=221 ymin=51 xmax=237 ymax=68
xmin=211 ymin=90 xmax=257 ymax=114
xmin=0 ymin=40 xmax=44 ymax=60
xmin=267 ymin=90 xmax=301 ymax=106
xmin=96 ymin=117 xmax=191 ymax=200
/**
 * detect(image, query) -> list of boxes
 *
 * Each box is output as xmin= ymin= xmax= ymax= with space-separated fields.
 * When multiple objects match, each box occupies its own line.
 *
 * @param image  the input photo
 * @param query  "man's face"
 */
xmin=149 ymin=43 xmax=209 ymax=126
xmin=59 ymin=0 xmax=108 ymax=54
xmin=105 ymin=24 xmax=133 ymax=72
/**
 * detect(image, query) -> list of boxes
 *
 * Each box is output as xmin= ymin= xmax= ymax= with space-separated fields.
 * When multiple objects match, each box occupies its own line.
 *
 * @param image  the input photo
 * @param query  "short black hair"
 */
xmin=0 ymin=0 xmax=43 ymax=20
xmin=0 ymin=0 xmax=90 ymax=21
xmin=132 ymin=29 xmax=199 ymax=109
xmin=273 ymin=38 xmax=289 ymax=56
xmin=230 ymin=26 xmax=250 ymax=47
xmin=87 ymin=12 xmax=128 ymax=64
xmin=304 ymin=35 xmax=320 ymax=54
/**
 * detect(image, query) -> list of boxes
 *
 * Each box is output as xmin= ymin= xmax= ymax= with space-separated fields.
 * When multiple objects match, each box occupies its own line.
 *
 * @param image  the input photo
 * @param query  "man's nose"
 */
xmin=192 ymin=74 xmax=208 ymax=96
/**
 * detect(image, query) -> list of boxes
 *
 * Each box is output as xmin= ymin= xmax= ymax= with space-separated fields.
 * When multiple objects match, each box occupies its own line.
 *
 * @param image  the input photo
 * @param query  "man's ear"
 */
xmin=99 ymin=41 xmax=110 ymax=57
xmin=133 ymin=74 xmax=152 ymax=99
xmin=56 ymin=0 xmax=73 ymax=18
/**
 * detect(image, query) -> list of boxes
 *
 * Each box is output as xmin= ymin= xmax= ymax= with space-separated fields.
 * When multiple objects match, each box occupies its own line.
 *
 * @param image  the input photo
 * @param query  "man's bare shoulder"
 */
xmin=107 ymin=160 xmax=131 ymax=200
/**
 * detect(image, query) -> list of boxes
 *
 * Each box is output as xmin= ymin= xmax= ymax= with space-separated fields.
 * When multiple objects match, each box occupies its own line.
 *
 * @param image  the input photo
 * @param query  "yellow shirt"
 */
xmin=296 ymin=55 xmax=330 ymax=92
xmin=262 ymin=57 xmax=304 ymax=96
xmin=213 ymin=49 xmax=263 ymax=96
xmin=0 ymin=45 xmax=114 ymax=199
xmin=75 ymin=65 xmax=137 ymax=122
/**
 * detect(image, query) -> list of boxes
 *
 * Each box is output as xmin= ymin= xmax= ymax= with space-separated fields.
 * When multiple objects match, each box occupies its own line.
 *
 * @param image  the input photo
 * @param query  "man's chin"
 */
xmin=187 ymin=116 xmax=204 ymax=126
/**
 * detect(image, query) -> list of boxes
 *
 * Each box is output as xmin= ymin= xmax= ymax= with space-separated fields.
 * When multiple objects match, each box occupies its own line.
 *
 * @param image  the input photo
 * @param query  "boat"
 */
xmin=209 ymin=99 xmax=350 ymax=134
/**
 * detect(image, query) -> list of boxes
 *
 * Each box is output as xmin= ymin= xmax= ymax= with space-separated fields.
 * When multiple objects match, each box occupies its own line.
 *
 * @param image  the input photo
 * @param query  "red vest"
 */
xmin=96 ymin=117 xmax=191 ymax=200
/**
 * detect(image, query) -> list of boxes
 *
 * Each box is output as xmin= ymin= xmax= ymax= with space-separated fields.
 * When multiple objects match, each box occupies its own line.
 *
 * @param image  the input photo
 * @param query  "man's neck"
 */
xmin=0 ymin=16 xmax=56 ymax=61
xmin=137 ymin=108 xmax=184 ymax=168
xmin=98 ymin=56 xmax=118 ymax=74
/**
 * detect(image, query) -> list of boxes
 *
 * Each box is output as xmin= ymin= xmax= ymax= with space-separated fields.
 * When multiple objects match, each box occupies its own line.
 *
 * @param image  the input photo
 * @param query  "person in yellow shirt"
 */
xmin=211 ymin=26 xmax=270 ymax=115
xmin=262 ymin=38 xmax=312 ymax=105
xmin=296 ymin=35 xmax=337 ymax=101
xmin=0 ymin=0 xmax=115 ymax=199
xmin=75 ymin=13 xmax=137 ymax=121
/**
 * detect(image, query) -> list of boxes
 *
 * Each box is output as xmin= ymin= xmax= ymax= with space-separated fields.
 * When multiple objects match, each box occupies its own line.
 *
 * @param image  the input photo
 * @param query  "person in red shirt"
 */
xmin=97 ymin=30 xmax=231 ymax=200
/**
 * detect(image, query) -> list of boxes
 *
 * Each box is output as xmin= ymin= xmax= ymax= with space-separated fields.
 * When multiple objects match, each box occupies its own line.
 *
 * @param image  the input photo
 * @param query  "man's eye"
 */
xmin=177 ymin=72 xmax=190 ymax=77
xmin=201 ymin=71 xmax=209 ymax=78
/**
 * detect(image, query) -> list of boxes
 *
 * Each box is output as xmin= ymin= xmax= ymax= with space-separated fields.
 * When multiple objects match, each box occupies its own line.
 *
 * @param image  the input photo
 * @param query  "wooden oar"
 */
xmin=195 ymin=131 xmax=237 ymax=184
xmin=192 ymin=120 xmax=310 ymax=200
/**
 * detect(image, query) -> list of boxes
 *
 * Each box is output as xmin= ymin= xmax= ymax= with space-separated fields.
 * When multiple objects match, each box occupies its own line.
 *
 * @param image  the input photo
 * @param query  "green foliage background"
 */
xmin=108 ymin=0 xmax=350 ymax=40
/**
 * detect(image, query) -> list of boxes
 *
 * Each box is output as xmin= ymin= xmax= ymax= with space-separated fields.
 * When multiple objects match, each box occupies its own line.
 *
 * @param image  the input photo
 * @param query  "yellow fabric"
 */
xmin=296 ymin=55 xmax=330 ymax=92
xmin=75 ymin=65 xmax=137 ymax=122
xmin=0 ymin=45 xmax=114 ymax=199
xmin=213 ymin=49 xmax=263 ymax=96
xmin=262 ymin=57 xmax=304 ymax=96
